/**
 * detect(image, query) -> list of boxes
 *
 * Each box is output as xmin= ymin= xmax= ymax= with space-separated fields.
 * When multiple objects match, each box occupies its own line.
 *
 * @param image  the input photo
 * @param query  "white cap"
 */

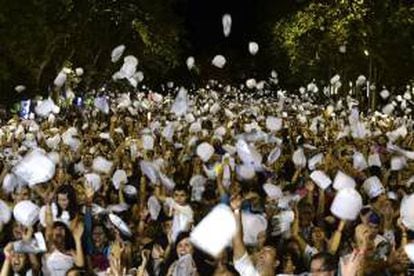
xmin=123 ymin=185 xmax=137 ymax=196
xmin=266 ymin=116 xmax=282 ymax=132
xmin=368 ymin=153 xmax=382 ymax=167
xmin=12 ymin=150 xmax=56 ymax=187
xmin=196 ymin=142 xmax=215 ymax=162
xmin=404 ymin=244 xmax=414 ymax=263
xmin=391 ymin=156 xmax=407 ymax=171
xmin=2 ymin=173 xmax=18 ymax=194
xmin=159 ymin=172 xmax=176 ymax=191
xmin=236 ymin=164 xmax=255 ymax=181
xmin=0 ymin=200 xmax=12 ymax=224
xmin=308 ymin=153 xmax=324 ymax=171
xmin=139 ymin=160 xmax=159 ymax=184
xmin=401 ymin=194 xmax=414 ymax=230
xmin=190 ymin=204 xmax=236 ymax=257
xmin=353 ymin=151 xmax=368 ymax=171
xmin=112 ymin=169 xmax=128 ymax=190
xmin=310 ymin=171 xmax=332 ymax=190
xmin=292 ymin=148 xmax=306 ymax=168
xmin=92 ymin=156 xmax=113 ymax=174
xmin=108 ymin=213 xmax=132 ymax=237
xmin=242 ymin=212 xmax=267 ymax=245
xmin=267 ymin=146 xmax=282 ymax=165
xmin=362 ymin=176 xmax=385 ymax=199
xmin=147 ymin=196 xmax=161 ymax=221
xmin=333 ymin=171 xmax=356 ymax=190
xmin=13 ymin=200 xmax=40 ymax=226
xmin=263 ymin=183 xmax=283 ymax=200
xmin=142 ymin=135 xmax=154 ymax=151
xmin=85 ymin=173 xmax=102 ymax=192
xmin=330 ymin=188 xmax=362 ymax=221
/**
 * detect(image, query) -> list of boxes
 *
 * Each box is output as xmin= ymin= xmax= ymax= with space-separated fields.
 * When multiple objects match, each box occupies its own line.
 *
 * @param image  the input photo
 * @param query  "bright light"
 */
xmin=364 ymin=50 xmax=369 ymax=56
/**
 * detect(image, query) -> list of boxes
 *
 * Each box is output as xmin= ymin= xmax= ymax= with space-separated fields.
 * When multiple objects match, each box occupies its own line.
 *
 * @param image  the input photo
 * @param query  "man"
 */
xmin=230 ymin=194 xmax=279 ymax=276
xmin=310 ymin=252 xmax=337 ymax=276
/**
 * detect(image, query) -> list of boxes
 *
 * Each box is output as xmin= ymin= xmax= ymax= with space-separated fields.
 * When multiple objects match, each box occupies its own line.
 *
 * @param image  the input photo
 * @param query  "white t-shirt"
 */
xmin=234 ymin=253 xmax=260 ymax=276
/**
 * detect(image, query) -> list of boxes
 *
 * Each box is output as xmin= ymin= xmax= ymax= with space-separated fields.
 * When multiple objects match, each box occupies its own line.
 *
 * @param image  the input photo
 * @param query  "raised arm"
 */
xmin=231 ymin=194 xmax=247 ymax=261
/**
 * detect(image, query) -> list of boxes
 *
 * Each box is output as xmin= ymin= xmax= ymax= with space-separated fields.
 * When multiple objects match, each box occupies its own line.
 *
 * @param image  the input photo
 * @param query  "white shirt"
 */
xmin=234 ymin=253 xmax=260 ymax=276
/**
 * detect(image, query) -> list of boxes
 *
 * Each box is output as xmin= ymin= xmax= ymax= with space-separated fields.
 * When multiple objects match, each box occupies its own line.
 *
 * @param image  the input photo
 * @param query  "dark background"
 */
xmin=0 ymin=0 xmax=413 ymax=106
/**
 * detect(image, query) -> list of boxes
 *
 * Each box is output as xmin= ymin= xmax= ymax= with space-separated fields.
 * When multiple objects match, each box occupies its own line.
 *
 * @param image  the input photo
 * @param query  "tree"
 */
xmin=272 ymin=0 xmax=414 ymax=89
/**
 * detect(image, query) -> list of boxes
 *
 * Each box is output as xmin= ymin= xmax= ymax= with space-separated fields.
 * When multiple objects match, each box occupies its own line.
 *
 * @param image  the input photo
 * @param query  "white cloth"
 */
xmin=44 ymin=250 xmax=74 ymax=276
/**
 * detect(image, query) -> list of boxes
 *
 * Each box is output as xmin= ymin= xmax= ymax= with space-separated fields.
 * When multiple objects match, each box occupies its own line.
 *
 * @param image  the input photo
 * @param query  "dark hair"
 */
xmin=55 ymin=184 xmax=79 ymax=220
xmin=173 ymin=183 xmax=189 ymax=195
xmin=310 ymin=252 xmax=338 ymax=272
xmin=53 ymin=221 xmax=76 ymax=251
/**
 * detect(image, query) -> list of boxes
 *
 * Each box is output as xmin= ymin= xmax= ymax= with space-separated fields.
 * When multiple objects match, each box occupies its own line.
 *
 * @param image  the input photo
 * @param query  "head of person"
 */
xmin=173 ymin=184 xmax=189 ymax=206
xmin=12 ymin=185 xmax=31 ymax=203
xmin=310 ymin=252 xmax=338 ymax=276
xmin=9 ymin=251 xmax=30 ymax=274
xmin=298 ymin=201 xmax=315 ymax=228
xmin=52 ymin=221 xmax=75 ymax=250
xmin=55 ymin=184 xmax=79 ymax=219
xmin=255 ymin=243 xmax=278 ymax=275
xmin=92 ymin=223 xmax=109 ymax=250
xmin=175 ymin=231 xmax=194 ymax=258
xmin=311 ymin=226 xmax=327 ymax=248
xmin=354 ymin=223 xmax=375 ymax=252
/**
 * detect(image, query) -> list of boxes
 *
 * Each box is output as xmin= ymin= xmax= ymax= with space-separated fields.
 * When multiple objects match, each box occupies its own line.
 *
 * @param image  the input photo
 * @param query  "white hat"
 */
xmin=368 ymin=153 xmax=382 ymax=167
xmin=404 ymin=244 xmax=414 ymax=263
xmin=112 ymin=169 xmax=128 ymax=190
xmin=123 ymin=185 xmax=137 ymax=196
xmin=85 ymin=173 xmax=102 ymax=192
xmin=196 ymin=142 xmax=215 ymax=162
xmin=0 ymin=200 xmax=12 ymax=224
xmin=12 ymin=150 xmax=56 ymax=187
xmin=142 ymin=135 xmax=154 ymax=151
xmin=242 ymin=212 xmax=268 ymax=245
xmin=263 ymin=183 xmax=282 ymax=200
xmin=266 ymin=116 xmax=282 ymax=132
xmin=147 ymin=195 xmax=161 ymax=221
xmin=2 ymin=173 xmax=18 ymax=194
xmin=236 ymin=164 xmax=256 ymax=181
xmin=267 ymin=146 xmax=282 ymax=165
xmin=190 ymin=204 xmax=236 ymax=257
xmin=310 ymin=171 xmax=332 ymax=190
xmin=139 ymin=160 xmax=159 ymax=184
xmin=333 ymin=171 xmax=356 ymax=190
xmin=401 ymin=194 xmax=414 ymax=230
xmin=92 ymin=156 xmax=113 ymax=174
xmin=330 ymin=188 xmax=363 ymax=220
xmin=236 ymin=140 xmax=262 ymax=170
xmin=391 ymin=156 xmax=407 ymax=171
xmin=308 ymin=153 xmax=324 ymax=171
xmin=159 ymin=172 xmax=176 ymax=191
xmin=292 ymin=148 xmax=306 ymax=168
xmin=13 ymin=200 xmax=40 ymax=226
xmin=362 ymin=176 xmax=385 ymax=199
xmin=108 ymin=213 xmax=132 ymax=237
xmin=353 ymin=151 xmax=368 ymax=171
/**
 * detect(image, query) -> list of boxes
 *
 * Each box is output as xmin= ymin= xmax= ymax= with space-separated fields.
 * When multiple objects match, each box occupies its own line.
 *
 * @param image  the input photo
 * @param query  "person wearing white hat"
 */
xmin=230 ymin=194 xmax=279 ymax=276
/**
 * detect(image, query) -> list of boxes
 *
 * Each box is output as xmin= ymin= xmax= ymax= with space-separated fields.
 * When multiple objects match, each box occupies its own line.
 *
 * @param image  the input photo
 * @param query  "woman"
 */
xmin=166 ymin=232 xmax=198 ymax=276
xmin=42 ymin=219 xmax=84 ymax=276
xmin=40 ymin=184 xmax=80 ymax=227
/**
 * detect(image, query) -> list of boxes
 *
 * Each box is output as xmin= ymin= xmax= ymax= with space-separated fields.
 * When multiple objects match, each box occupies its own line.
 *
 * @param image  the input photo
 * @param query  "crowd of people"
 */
xmin=1 ymin=76 xmax=414 ymax=276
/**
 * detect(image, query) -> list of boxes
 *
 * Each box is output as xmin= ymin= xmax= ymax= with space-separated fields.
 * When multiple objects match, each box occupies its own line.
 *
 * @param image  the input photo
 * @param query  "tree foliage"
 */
xmin=0 ymin=0 xmax=187 ymax=102
xmin=273 ymin=0 xmax=414 ymax=87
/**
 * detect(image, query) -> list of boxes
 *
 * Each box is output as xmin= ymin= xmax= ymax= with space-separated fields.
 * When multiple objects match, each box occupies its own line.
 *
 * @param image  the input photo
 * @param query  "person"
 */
xmin=310 ymin=252 xmax=337 ymax=276
xmin=230 ymin=194 xmax=279 ymax=276
xmin=42 ymin=220 xmax=84 ymax=276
